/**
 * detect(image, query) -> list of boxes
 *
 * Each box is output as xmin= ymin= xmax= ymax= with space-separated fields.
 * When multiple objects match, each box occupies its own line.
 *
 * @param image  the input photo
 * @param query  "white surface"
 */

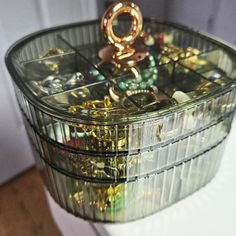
xmin=166 ymin=0 xmax=236 ymax=44
xmin=46 ymin=191 xmax=102 ymax=236
xmin=47 ymin=117 xmax=236 ymax=236
xmin=0 ymin=0 xmax=98 ymax=184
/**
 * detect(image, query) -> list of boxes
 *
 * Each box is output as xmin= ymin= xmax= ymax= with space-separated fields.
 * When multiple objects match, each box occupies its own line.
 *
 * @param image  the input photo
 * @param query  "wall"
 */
xmin=97 ymin=0 xmax=167 ymax=19
xmin=163 ymin=0 xmax=236 ymax=45
xmin=98 ymin=0 xmax=236 ymax=45
xmin=0 ymin=0 xmax=98 ymax=184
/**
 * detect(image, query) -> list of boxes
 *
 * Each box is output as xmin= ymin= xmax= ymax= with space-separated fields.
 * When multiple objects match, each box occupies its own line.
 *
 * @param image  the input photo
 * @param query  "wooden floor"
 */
xmin=0 ymin=168 xmax=61 ymax=236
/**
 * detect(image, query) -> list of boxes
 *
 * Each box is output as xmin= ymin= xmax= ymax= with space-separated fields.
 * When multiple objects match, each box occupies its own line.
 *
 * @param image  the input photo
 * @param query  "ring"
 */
xmin=109 ymin=85 xmax=121 ymax=102
xmin=101 ymin=1 xmax=143 ymax=57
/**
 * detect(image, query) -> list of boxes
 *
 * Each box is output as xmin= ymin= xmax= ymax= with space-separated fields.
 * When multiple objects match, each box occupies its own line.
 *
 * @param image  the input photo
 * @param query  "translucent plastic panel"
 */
xmin=35 ymin=140 xmax=225 ymax=222
xmin=25 ymin=114 xmax=231 ymax=180
xmin=180 ymin=49 xmax=236 ymax=84
xmin=15 ymin=82 xmax=236 ymax=153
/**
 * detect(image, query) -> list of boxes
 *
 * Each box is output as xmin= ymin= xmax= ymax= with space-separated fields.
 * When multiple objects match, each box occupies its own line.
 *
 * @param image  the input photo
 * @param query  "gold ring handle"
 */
xmin=101 ymin=1 xmax=143 ymax=53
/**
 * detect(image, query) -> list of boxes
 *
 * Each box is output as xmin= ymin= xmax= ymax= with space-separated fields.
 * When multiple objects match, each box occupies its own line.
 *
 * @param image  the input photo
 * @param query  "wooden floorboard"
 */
xmin=0 ymin=168 xmax=61 ymax=236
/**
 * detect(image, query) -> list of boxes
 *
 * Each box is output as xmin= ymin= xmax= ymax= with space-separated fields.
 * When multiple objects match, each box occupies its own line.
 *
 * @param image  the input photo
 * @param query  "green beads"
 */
xmin=136 ymin=76 xmax=142 ymax=83
xmin=97 ymin=75 xmax=105 ymax=81
xmin=152 ymin=73 xmax=158 ymax=81
xmin=90 ymin=69 xmax=99 ymax=76
xmin=118 ymin=67 xmax=159 ymax=92
xmin=139 ymin=82 xmax=147 ymax=90
xmin=90 ymin=54 xmax=158 ymax=92
xmin=129 ymin=83 xmax=138 ymax=91
xmin=150 ymin=60 xmax=156 ymax=67
xmin=119 ymin=82 xmax=127 ymax=91
xmin=90 ymin=69 xmax=105 ymax=81
xmin=146 ymin=79 xmax=154 ymax=86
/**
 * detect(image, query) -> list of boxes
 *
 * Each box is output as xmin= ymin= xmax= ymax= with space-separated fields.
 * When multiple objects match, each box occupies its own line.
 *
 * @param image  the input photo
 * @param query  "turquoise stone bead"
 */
xmin=140 ymin=82 xmax=147 ymax=90
xmin=150 ymin=60 xmax=156 ymax=67
xmin=149 ymin=55 xmax=155 ymax=61
xmin=144 ymin=70 xmax=152 ymax=78
xmin=152 ymin=74 xmax=158 ymax=81
xmin=90 ymin=69 xmax=99 ymax=76
xmin=129 ymin=83 xmax=138 ymax=90
xmin=97 ymin=75 xmax=105 ymax=81
xmin=126 ymin=79 xmax=132 ymax=84
xmin=119 ymin=82 xmax=127 ymax=91
xmin=136 ymin=76 xmax=142 ymax=83
xmin=147 ymin=79 xmax=154 ymax=86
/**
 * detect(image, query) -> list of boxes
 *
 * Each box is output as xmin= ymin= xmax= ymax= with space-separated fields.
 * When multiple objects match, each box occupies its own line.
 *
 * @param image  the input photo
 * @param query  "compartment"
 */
xmin=36 ymin=140 xmax=226 ymax=222
xmin=15 ymin=80 xmax=236 ymax=153
xmin=180 ymin=49 xmax=236 ymax=85
xmin=158 ymin=63 xmax=220 ymax=99
xmin=24 ymin=113 xmax=232 ymax=180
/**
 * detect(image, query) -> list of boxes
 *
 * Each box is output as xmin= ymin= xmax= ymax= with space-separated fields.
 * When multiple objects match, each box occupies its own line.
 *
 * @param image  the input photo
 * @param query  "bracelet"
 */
xmin=118 ymin=66 xmax=158 ymax=92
